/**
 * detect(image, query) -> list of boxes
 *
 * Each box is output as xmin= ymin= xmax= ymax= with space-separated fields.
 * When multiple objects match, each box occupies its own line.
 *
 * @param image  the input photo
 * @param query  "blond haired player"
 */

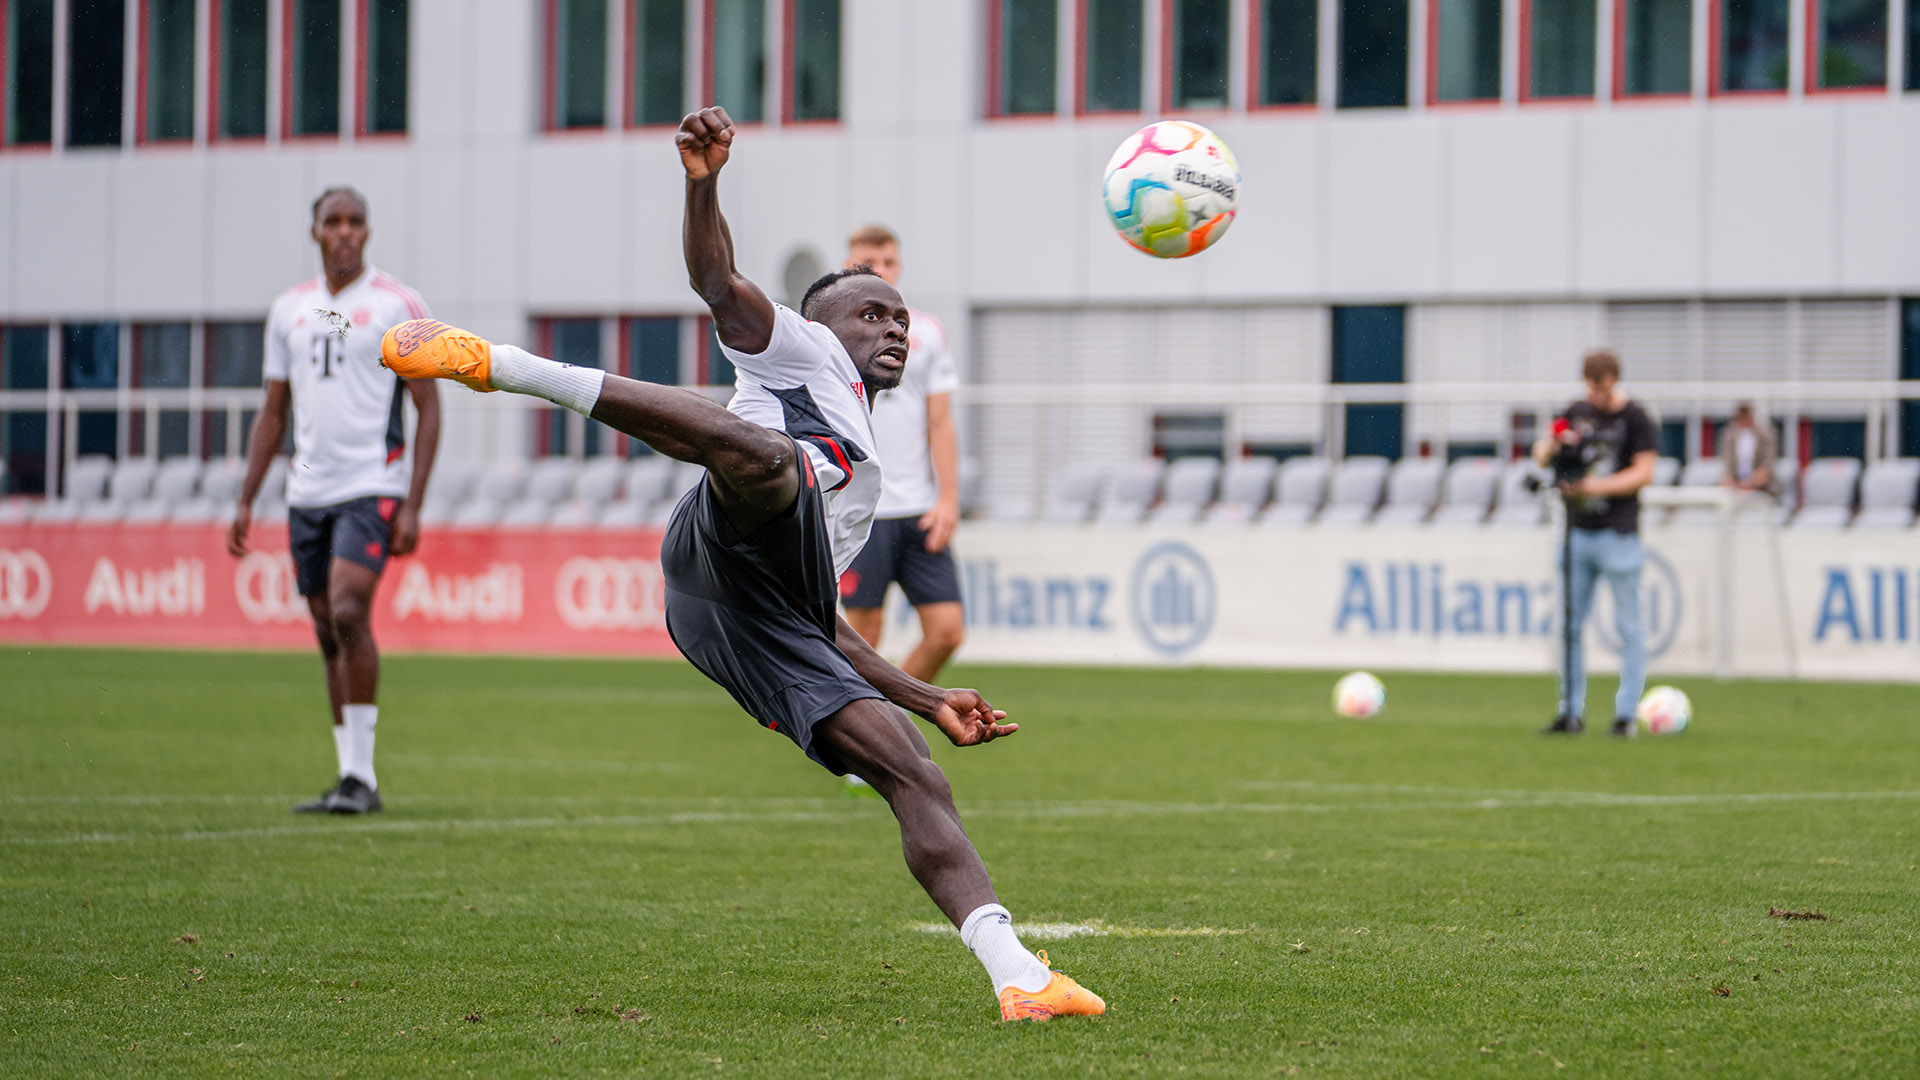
xmin=377 ymin=108 xmax=1103 ymax=1022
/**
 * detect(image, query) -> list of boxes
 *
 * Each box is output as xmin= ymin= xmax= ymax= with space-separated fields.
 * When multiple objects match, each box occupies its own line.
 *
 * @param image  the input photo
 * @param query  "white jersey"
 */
xmin=870 ymin=309 xmax=961 ymax=520
xmin=720 ymin=304 xmax=881 ymax=577
xmin=263 ymin=266 xmax=430 ymax=508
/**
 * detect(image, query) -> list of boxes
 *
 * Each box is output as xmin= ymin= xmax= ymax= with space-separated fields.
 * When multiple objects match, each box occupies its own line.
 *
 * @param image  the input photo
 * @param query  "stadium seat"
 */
xmin=573 ymin=458 xmax=626 ymax=505
xmin=105 ymin=458 xmax=159 ymax=506
xmin=449 ymin=497 xmax=506 ymax=529
xmin=959 ymin=456 xmax=984 ymax=519
xmin=1203 ymin=456 xmax=1278 ymax=526
xmin=259 ymin=456 xmax=290 ymax=504
xmin=1314 ymin=456 xmax=1391 ymax=526
xmin=623 ymin=455 xmax=679 ymax=510
xmin=645 ymin=462 xmax=709 ymax=525
xmin=593 ymin=498 xmax=651 ymax=529
xmin=1654 ymin=456 xmax=1681 ymax=487
xmin=1147 ymin=457 xmax=1220 ymax=524
xmin=198 ymin=458 xmax=245 ymax=504
xmin=1257 ymin=457 xmax=1330 ymax=527
xmin=1040 ymin=464 xmax=1107 ymax=525
xmin=1093 ymin=459 xmax=1166 ymax=525
xmin=1428 ymin=457 xmax=1500 ymax=526
xmin=430 ymin=461 xmax=482 ymax=509
xmin=1487 ymin=462 xmax=1549 ymax=527
xmin=497 ymin=498 xmax=555 ymax=530
xmin=120 ymin=458 xmax=202 ymax=523
xmin=65 ymin=455 xmax=114 ymax=502
xmin=1852 ymin=458 xmax=1920 ymax=530
xmin=1372 ymin=457 xmax=1446 ymax=527
xmin=1665 ymin=459 xmax=1730 ymax=527
xmin=1790 ymin=457 xmax=1862 ymax=529
xmin=29 ymin=498 xmax=83 ymax=524
xmin=475 ymin=459 xmax=529 ymax=504
xmin=78 ymin=500 xmax=125 ymax=524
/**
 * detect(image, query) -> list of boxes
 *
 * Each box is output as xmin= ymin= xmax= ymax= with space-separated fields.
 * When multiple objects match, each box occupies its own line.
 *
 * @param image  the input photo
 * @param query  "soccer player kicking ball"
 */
xmin=379 ymin=106 xmax=1103 ymax=1023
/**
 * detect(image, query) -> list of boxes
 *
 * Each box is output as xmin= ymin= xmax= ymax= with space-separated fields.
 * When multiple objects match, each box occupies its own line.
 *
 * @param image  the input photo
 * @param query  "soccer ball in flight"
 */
xmin=1635 ymin=686 xmax=1692 ymax=735
xmin=1102 ymin=121 xmax=1240 ymax=259
xmin=1332 ymin=672 xmax=1386 ymax=719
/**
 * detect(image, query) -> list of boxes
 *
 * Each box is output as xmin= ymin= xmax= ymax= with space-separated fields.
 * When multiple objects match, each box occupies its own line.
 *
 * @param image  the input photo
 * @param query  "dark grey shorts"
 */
xmin=840 ymin=515 xmax=963 ymax=610
xmin=659 ymin=462 xmax=883 ymax=773
xmin=287 ymin=496 xmax=397 ymax=596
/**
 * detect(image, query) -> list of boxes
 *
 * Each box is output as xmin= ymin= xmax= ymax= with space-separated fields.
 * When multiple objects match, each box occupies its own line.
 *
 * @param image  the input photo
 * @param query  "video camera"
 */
xmin=1524 ymin=417 xmax=1602 ymax=496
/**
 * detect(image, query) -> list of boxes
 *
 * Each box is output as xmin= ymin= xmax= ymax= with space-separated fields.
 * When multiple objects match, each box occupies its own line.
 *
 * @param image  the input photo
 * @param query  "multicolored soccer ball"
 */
xmin=1635 ymin=686 xmax=1692 ymax=735
xmin=1332 ymin=672 xmax=1386 ymax=718
xmin=1102 ymin=121 xmax=1240 ymax=259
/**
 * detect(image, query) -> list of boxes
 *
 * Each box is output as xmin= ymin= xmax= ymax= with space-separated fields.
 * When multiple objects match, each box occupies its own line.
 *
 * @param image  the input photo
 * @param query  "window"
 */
xmin=1716 ymin=0 xmax=1788 ymax=91
xmin=361 ymin=0 xmax=408 ymax=133
xmin=1524 ymin=0 xmax=1595 ymax=98
xmin=287 ymin=0 xmax=341 ymax=135
xmin=700 ymin=318 xmax=734 ymax=386
xmin=540 ymin=319 xmax=603 ymax=456
xmin=213 ymin=0 xmax=270 ymax=137
xmin=1809 ymin=0 xmax=1886 ymax=89
xmin=5 ymin=0 xmax=54 ymax=145
xmin=1809 ymin=419 xmax=1866 ymax=459
xmin=1901 ymin=299 xmax=1919 ymax=459
xmin=68 ymin=0 xmax=125 ymax=146
xmin=1168 ymin=0 xmax=1229 ymax=109
xmin=63 ymin=323 xmax=120 ymax=457
xmin=205 ymin=321 xmax=264 ymax=456
xmin=1338 ymin=0 xmax=1408 ymax=108
xmin=709 ymin=0 xmax=765 ymax=123
xmin=1910 ymin=0 xmax=1920 ymax=90
xmin=551 ymin=0 xmax=606 ymax=128
xmin=1080 ymin=0 xmax=1142 ymax=112
xmin=1618 ymin=0 xmax=1689 ymax=95
xmin=1153 ymin=412 xmax=1225 ymax=459
xmin=629 ymin=0 xmax=684 ymax=126
xmin=133 ymin=323 xmax=191 ymax=457
xmin=1 ymin=327 xmax=50 ymax=494
xmin=990 ymin=0 xmax=1056 ymax=115
xmin=138 ymin=0 xmax=196 ymax=141
xmin=624 ymin=316 xmax=682 ymax=385
xmin=1254 ymin=0 xmax=1316 ymax=106
xmin=1432 ymin=0 xmax=1502 ymax=103
xmin=1331 ymin=306 xmax=1405 ymax=460
xmin=786 ymin=0 xmax=838 ymax=121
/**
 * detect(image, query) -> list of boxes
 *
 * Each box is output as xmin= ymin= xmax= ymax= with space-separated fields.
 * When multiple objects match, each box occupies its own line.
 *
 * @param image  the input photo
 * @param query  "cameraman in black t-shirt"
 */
xmin=1533 ymin=350 xmax=1659 ymax=737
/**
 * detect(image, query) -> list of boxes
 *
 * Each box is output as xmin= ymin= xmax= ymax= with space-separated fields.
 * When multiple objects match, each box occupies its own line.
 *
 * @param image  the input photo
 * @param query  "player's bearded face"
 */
xmin=822 ymin=279 xmax=910 ymax=395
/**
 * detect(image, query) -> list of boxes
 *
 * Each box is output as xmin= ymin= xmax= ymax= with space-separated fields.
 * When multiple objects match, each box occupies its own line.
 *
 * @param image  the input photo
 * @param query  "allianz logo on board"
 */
xmin=957 ymin=541 xmax=1218 ymax=658
xmin=1813 ymin=565 xmax=1920 ymax=644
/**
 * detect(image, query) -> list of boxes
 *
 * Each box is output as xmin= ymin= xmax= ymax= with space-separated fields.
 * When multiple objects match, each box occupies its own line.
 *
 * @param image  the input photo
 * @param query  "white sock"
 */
xmin=331 ymin=723 xmax=352 ymax=779
xmin=489 ymin=343 xmax=606 ymax=416
xmin=959 ymin=903 xmax=1053 ymax=996
xmin=342 ymin=704 xmax=378 ymax=790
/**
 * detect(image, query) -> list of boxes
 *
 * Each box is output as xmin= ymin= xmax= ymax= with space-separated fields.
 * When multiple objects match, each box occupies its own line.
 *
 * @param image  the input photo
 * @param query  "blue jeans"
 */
xmin=1558 ymin=528 xmax=1647 ymax=721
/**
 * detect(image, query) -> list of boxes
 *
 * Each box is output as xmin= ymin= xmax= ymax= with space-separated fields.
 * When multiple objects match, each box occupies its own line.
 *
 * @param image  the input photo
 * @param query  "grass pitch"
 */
xmin=2 ymin=646 xmax=1917 ymax=1078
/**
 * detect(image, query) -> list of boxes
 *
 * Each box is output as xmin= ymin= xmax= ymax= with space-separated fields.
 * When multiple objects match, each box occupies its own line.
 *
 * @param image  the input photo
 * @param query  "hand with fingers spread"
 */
xmin=929 ymin=688 xmax=1017 ymax=747
xmin=677 ymin=106 xmax=735 ymax=180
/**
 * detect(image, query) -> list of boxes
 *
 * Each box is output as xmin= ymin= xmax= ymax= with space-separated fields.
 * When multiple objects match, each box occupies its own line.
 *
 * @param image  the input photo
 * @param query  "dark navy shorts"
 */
xmin=287 ymin=496 xmax=398 ymax=596
xmin=840 ymin=515 xmax=963 ymax=610
xmin=660 ymin=460 xmax=883 ymax=774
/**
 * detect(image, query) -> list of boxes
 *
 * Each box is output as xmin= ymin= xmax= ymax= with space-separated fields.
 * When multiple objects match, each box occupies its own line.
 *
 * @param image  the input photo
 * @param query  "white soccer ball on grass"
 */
xmin=1635 ymin=686 xmax=1692 ymax=735
xmin=1332 ymin=672 xmax=1386 ymax=718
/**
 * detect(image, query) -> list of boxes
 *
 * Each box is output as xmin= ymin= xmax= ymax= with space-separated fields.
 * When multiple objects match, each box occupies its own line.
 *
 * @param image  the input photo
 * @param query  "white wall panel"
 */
xmin=1198 ymin=119 xmax=1319 ymax=300
xmin=1835 ymin=104 xmax=1920 ymax=291
xmin=0 ymin=164 xmax=13 ymax=309
xmin=206 ymin=154 xmax=312 ymax=314
xmin=1703 ymin=107 xmax=1837 ymax=292
xmin=1325 ymin=116 xmax=1444 ymax=297
xmin=1444 ymin=113 xmax=1574 ymax=295
xmin=967 ymin=125 xmax=1086 ymax=301
xmin=407 ymin=147 xmax=475 ymax=316
xmin=464 ymin=0 xmax=541 ymax=141
xmin=109 ymin=156 xmax=208 ymax=313
xmin=13 ymin=160 xmax=114 ymax=314
xmin=306 ymin=147 xmax=417 ymax=284
xmin=1575 ymin=110 xmax=1704 ymax=295
xmin=526 ymin=140 xmax=632 ymax=310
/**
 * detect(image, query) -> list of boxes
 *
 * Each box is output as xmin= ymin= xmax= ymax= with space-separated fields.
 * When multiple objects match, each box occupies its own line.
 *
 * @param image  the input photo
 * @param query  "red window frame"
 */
xmin=1612 ymin=0 xmax=1693 ymax=100
xmin=696 ymin=0 xmax=770 ymax=128
xmin=694 ymin=314 xmax=715 ymax=385
xmin=354 ymin=0 xmax=405 ymax=137
xmin=1 ymin=0 xmax=56 ymax=149
xmin=780 ymin=0 xmax=838 ymax=125
xmin=1075 ymin=0 xmax=1145 ymax=117
xmin=1704 ymin=0 xmax=1788 ymax=96
xmin=1803 ymin=0 xmax=1889 ymax=95
xmin=1427 ymin=0 xmax=1505 ymax=108
xmin=1244 ymin=0 xmax=1319 ymax=113
xmin=280 ymin=0 xmax=343 ymax=142
xmin=1159 ymin=0 xmax=1235 ymax=115
xmin=1516 ymin=0 xmax=1599 ymax=104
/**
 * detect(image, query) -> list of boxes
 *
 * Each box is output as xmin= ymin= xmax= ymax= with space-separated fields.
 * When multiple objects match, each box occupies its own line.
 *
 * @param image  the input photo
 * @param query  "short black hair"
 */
xmin=311 ymin=185 xmax=369 ymax=223
xmin=801 ymin=265 xmax=880 ymax=320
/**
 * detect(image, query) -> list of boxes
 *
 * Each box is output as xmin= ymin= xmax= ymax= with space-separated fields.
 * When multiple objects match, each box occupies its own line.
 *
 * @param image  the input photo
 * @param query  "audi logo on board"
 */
xmin=233 ymin=552 xmax=310 ymax=624
xmin=0 ymin=549 xmax=52 ymax=619
xmin=554 ymin=557 xmax=666 ymax=631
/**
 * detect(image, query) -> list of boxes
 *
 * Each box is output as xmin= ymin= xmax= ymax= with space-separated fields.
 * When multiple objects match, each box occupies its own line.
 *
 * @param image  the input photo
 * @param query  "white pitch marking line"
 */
xmin=909 ymin=921 xmax=1248 ymax=940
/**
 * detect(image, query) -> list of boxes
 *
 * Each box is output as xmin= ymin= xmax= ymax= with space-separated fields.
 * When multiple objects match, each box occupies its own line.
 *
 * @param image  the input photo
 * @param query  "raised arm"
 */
xmin=678 ymin=106 xmax=775 ymax=355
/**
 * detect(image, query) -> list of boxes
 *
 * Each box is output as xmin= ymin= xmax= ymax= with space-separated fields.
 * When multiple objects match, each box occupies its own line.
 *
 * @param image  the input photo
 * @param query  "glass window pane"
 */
xmin=1528 ymin=0 xmax=1594 ymax=97
xmin=705 ymin=324 xmax=735 ymax=387
xmin=365 ymin=0 xmax=408 ymax=133
xmin=557 ymin=0 xmax=607 ymax=127
xmin=63 ymin=323 xmax=119 ymax=390
xmin=2 ymin=328 xmax=52 ymax=495
xmin=632 ymin=0 xmax=685 ymax=126
xmin=790 ymin=0 xmax=838 ymax=120
xmin=1910 ymin=0 xmax=1920 ymax=90
xmin=1083 ymin=0 xmax=1141 ymax=111
xmin=1259 ymin=0 xmax=1316 ymax=105
xmin=1815 ymin=0 xmax=1886 ymax=88
xmin=627 ymin=317 xmax=681 ymax=385
xmin=144 ymin=0 xmax=195 ymax=140
xmin=1344 ymin=403 xmax=1405 ymax=459
xmin=544 ymin=320 xmax=601 ymax=456
xmin=1621 ymin=0 xmax=1689 ymax=93
xmin=1331 ymin=305 xmax=1405 ymax=383
xmin=711 ymin=0 xmax=765 ymax=123
xmin=1171 ymin=0 xmax=1228 ymax=108
xmin=291 ymin=0 xmax=340 ymax=135
xmin=1001 ymin=0 xmax=1057 ymax=114
xmin=1435 ymin=0 xmax=1502 ymax=101
xmin=6 ymin=0 xmax=55 ymax=144
xmin=206 ymin=322 xmax=265 ymax=387
xmin=68 ymin=0 xmax=125 ymax=146
xmin=219 ymin=0 xmax=269 ymax=137
xmin=1719 ymin=0 xmax=1787 ymax=90
xmin=135 ymin=323 xmax=191 ymax=388
xmin=1338 ymin=0 xmax=1408 ymax=107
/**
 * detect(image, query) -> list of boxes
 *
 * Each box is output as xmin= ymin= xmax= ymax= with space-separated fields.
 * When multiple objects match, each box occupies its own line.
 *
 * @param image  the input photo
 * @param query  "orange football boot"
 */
xmin=998 ymin=951 xmax=1107 ymax=1021
xmin=380 ymin=319 xmax=495 ymax=392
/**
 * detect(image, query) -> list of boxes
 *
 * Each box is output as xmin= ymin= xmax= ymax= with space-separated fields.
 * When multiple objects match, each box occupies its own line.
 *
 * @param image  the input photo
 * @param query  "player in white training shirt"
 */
xmin=227 ymin=187 xmax=442 ymax=815
xmin=377 ymin=107 xmax=1104 ymax=1022
xmin=839 ymin=225 xmax=966 ymax=684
